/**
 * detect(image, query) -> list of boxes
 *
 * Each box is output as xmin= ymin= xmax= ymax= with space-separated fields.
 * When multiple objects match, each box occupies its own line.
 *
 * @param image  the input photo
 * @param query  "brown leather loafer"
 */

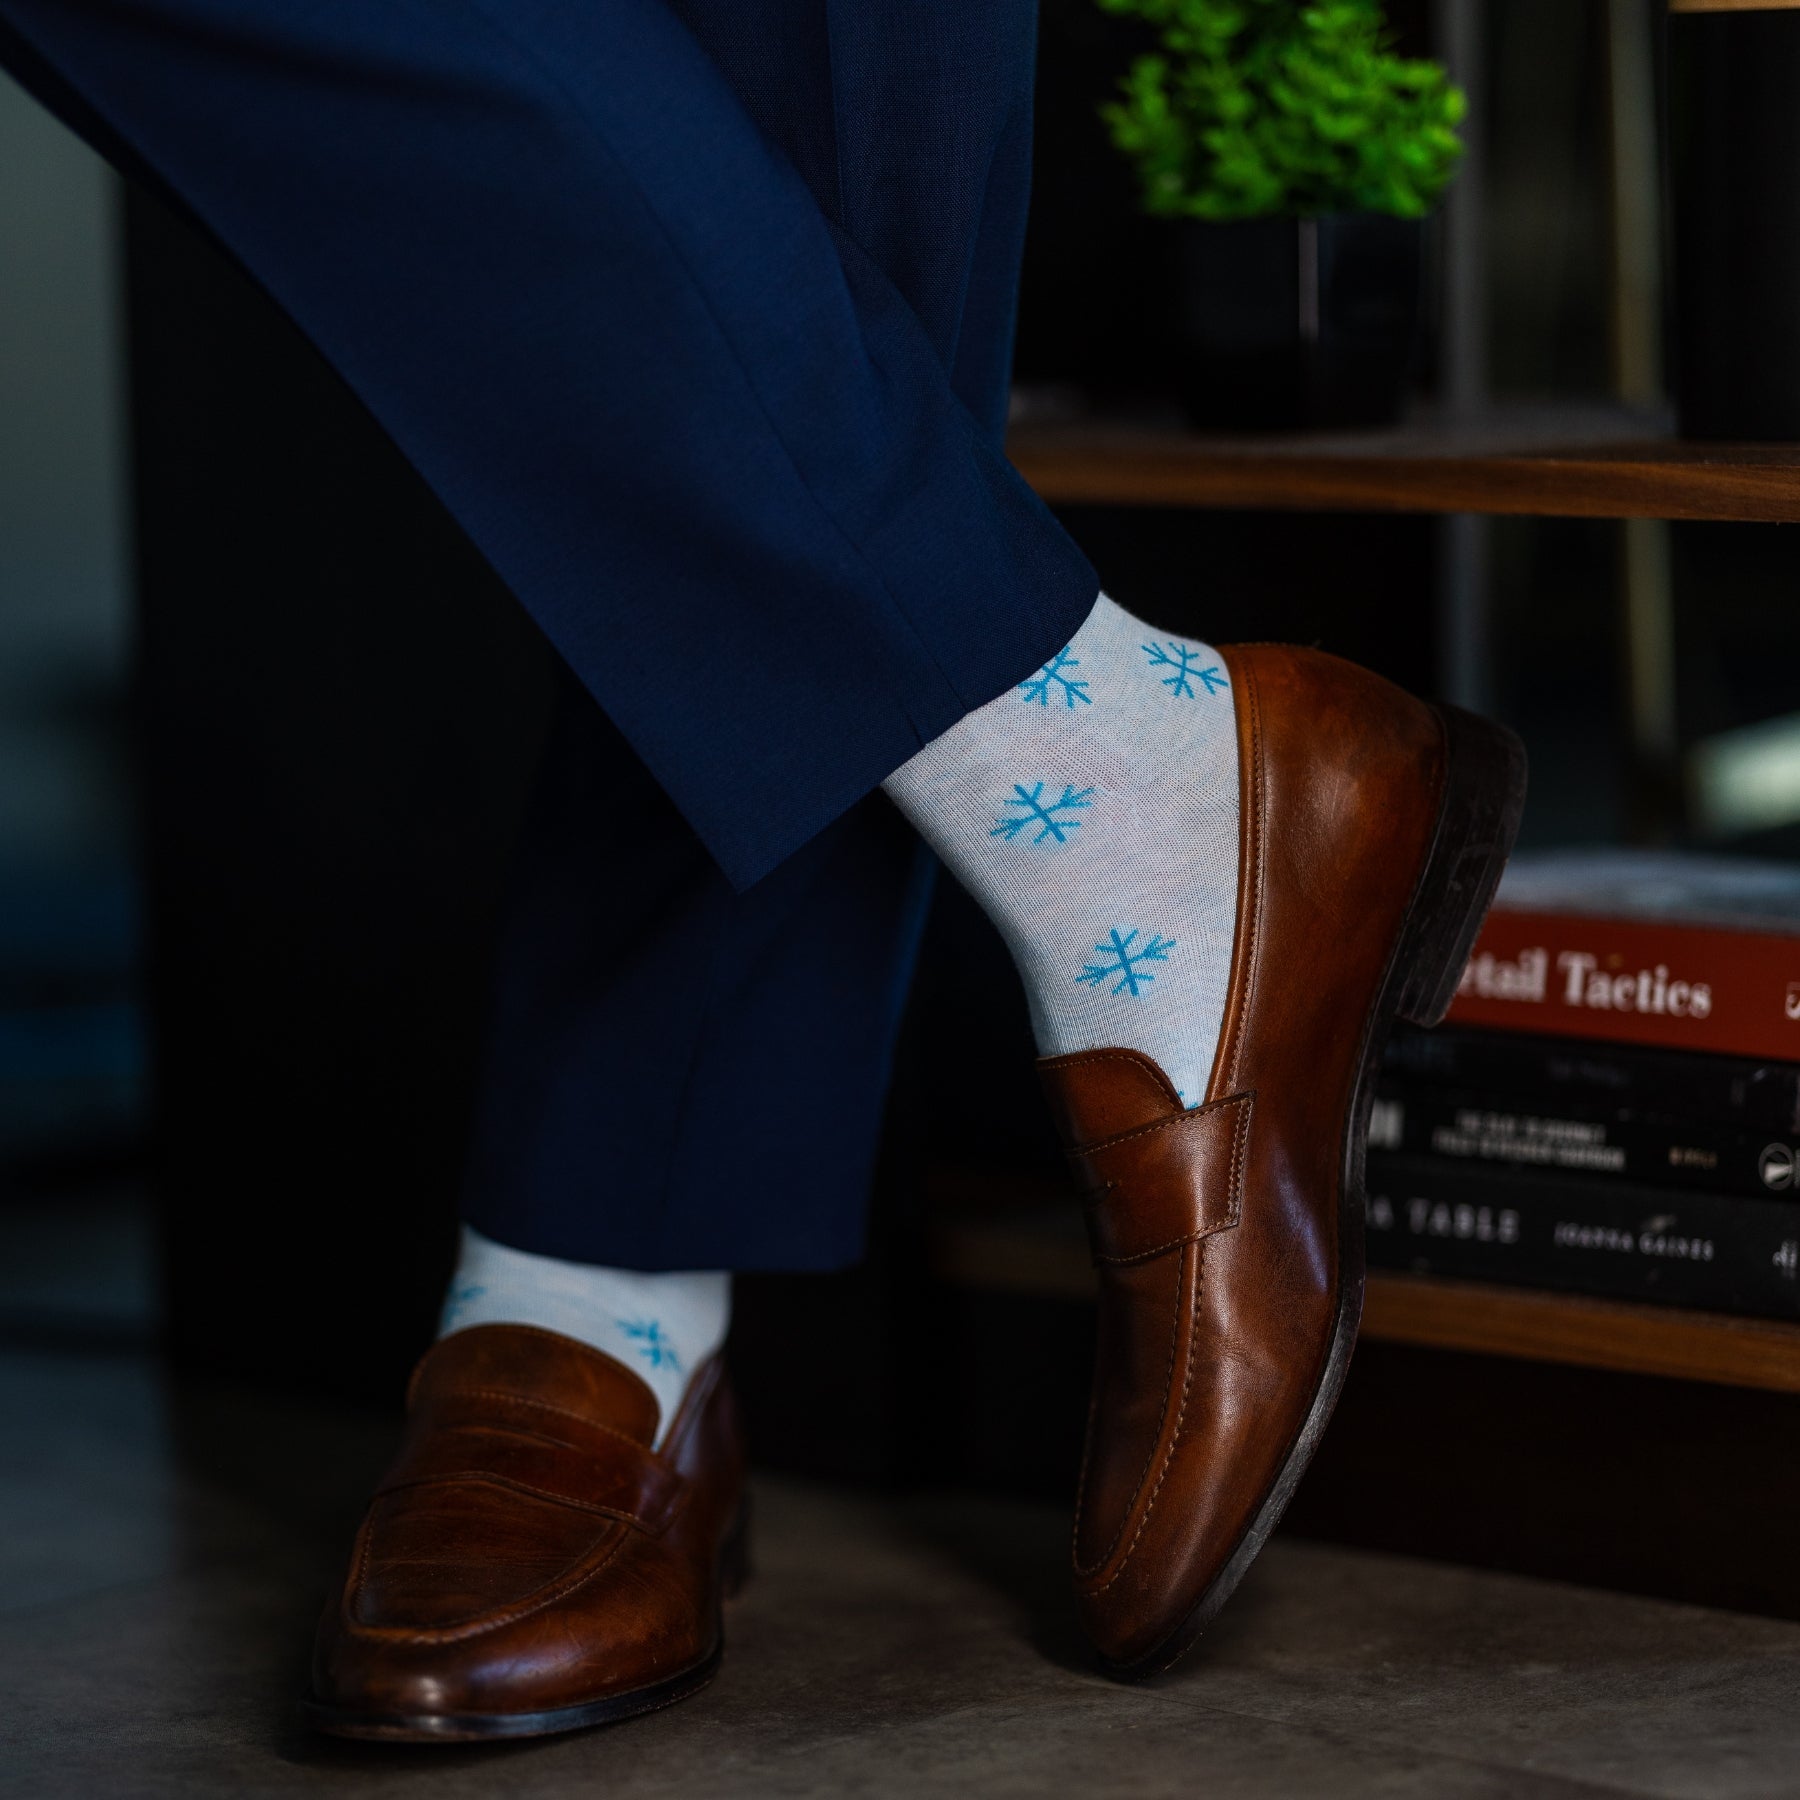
xmin=303 ymin=1323 xmax=747 ymax=1741
xmin=1040 ymin=644 xmax=1525 ymax=1679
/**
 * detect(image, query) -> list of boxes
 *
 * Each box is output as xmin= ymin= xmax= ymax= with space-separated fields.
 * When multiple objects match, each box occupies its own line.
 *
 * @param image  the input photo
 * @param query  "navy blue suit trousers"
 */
xmin=0 ymin=0 xmax=1097 ymax=1267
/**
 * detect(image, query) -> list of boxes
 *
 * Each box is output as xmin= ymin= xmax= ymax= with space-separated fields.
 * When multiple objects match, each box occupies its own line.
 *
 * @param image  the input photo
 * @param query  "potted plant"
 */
xmin=1098 ymin=0 xmax=1465 ymax=429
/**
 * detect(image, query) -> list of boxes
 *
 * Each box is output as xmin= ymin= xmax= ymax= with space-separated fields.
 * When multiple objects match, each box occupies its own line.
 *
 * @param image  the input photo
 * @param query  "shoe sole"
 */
xmin=300 ymin=1499 xmax=751 ymax=1743
xmin=1102 ymin=702 xmax=1528 ymax=1681
xmin=299 ymin=1638 xmax=725 ymax=1743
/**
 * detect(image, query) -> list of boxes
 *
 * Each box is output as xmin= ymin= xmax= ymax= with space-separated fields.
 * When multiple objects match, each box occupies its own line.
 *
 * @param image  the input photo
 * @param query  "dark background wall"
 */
xmin=126 ymin=193 xmax=558 ymax=1396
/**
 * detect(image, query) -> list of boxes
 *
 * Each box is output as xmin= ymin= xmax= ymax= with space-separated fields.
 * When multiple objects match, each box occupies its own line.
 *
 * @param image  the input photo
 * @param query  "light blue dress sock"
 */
xmin=884 ymin=592 xmax=1240 ymax=1108
xmin=438 ymin=1226 xmax=730 ymax=1447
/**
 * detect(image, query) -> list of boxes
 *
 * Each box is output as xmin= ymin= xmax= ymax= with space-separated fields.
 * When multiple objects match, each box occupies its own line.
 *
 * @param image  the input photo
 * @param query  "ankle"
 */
xmin=884 ymin=593 xmax=1240 ymax=1106
xmin=439 ymin=1227 xmax=730 ymax=1445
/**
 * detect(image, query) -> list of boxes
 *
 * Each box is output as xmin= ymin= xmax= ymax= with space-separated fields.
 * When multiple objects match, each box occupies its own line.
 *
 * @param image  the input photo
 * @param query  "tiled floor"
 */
xmin=6 ymin=1345 xmax=1800 ymax=1800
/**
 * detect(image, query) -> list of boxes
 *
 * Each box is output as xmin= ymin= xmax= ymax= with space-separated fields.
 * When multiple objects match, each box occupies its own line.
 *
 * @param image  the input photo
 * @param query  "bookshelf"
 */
xmin=1007 ymin=406 xmax=1800 ymax=523
xmin=926 ymin=1184 xmax=1800 ymax=1396
xmin=984 ymin=410 xmax=1800 ymax=1397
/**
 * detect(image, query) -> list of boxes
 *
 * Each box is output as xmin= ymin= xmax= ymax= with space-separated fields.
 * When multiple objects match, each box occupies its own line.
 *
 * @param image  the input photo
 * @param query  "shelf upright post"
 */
xmin=1607 ymin=0 xmax=1680 ymax=840
xmin=1433 ymin=0 xmax=1493 ymax=715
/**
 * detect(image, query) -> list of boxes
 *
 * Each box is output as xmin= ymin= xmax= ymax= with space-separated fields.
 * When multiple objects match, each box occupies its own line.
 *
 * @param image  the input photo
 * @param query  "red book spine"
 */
xmin=1448 ymin=908 xmax=1800 ymax=1061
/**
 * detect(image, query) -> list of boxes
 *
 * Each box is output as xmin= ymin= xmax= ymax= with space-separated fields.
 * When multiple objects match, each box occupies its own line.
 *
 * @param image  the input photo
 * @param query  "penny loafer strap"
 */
xmin=376 ymin=1415 xmax=687 ymax=1532
xmin=1072 ymin=1091 xmax=1253 ymax=1264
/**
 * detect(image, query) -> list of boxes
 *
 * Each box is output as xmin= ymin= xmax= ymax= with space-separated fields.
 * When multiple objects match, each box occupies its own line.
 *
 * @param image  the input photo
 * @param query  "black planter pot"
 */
xmin=1668 ymin=0 xmax=1800 ymax=440
xmin=1170 ymin=213 xmax=1424 ymax=430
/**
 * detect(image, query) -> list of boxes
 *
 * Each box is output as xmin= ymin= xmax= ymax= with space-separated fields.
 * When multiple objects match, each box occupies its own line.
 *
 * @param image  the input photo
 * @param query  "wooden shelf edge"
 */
xmin=1363 ymin=1272 xmax=1800 ymax=1393
xmin=927 ymin=1216 xmax=1800 ymax=1394
xmin=1006 ymin=413 xmax=1800 ymax=522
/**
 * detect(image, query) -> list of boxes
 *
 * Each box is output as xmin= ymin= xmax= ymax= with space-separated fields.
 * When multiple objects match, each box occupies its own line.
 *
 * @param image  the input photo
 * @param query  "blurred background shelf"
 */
xmin=926 ymin=1181 xmax=1800 ymax=1396
xmin=1360 ymin=1272 xmax=1800 ymax=1393
xmin=1009 ymin=405 xmax=1800 ymax=522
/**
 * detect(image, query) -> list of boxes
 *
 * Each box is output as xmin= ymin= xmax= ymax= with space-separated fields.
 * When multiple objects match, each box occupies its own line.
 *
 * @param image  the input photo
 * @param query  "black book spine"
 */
xmin=1364 ymin=1156 xmax=1800 ymax=1320
xmin=1381 ymin=1025 xmax=1800 ymax=1136
xmin=1369 ymin=1085 xmax=1800 ymax=1201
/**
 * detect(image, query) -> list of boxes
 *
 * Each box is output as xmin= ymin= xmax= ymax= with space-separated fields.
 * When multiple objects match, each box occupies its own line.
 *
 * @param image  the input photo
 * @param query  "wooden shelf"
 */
xmin=1361 ymin=1272 xmax=1800 ymax=1392
xmin=925 ymin=1181 xmax=1800 ymax=1395
xmin=1007 ymin=405 xmax=1800 ymax=522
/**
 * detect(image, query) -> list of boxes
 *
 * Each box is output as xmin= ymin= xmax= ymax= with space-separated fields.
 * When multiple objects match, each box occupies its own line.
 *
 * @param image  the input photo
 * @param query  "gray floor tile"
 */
xmin=4 ymin=1347 xmax=1797 ymax=1800
xmin=1163 ymin=1542 xmax=1800 ymax=1800
xmin=0 ymin=1351 xmax=181 ymax=1612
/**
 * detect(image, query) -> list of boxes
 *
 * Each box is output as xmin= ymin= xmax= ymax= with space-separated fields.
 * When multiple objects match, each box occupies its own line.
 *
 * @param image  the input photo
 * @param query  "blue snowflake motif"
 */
xmin=991 ymin=782 xmax=1095 ymax=846
xmin=441 ymin=1282 xmax=487 ymax=1326
xmin=1143 ymin=641 xmax=1228 ymax=699
xmin=1077 ymin=928 xmax=1176 ymax=997
xmin=1018 ymin=648 xmax=1092 ymax=708
xmin=616 ymin=1318 xmax=680 ymax=1372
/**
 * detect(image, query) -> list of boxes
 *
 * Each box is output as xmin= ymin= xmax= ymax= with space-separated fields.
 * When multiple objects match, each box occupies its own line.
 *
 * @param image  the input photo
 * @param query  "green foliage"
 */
xmin=1097 ymin=0 xmax=1465 ymax=220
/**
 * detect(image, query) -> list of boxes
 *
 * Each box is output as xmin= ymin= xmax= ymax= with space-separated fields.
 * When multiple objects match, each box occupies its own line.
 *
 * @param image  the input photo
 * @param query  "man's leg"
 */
xmin=446 ymin=0 xmax=1042 ymax=1405
xmin=0 ymin=0 xmax=1096 ymax=892
xmin=461 ymin=687 xmax=930 ymax=1275
xmin=0 ymin=0 xmax=1046 ymax=1467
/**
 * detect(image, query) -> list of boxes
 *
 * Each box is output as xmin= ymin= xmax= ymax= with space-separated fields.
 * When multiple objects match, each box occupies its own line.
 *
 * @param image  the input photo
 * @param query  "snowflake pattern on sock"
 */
xmin=1018 ymin=648 xmax=1092 ymax=708
xmin=440 ymin=1282 xmax=487 ymax=1328
xmin=1143 ymin=641 xmax=1227 ymax=699
xmin=1076 ymin=928 xmax=1176 ymax=997
xmin=616 ymin=1318 xmax=680 ymax=1371
xmin=991 ymin=781 xmax=1095 ymax=845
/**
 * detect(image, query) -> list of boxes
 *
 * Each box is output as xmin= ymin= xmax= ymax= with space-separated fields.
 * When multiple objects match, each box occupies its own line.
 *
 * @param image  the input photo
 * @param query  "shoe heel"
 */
xmin=719 ymin=1499 xmax=752 ymax=1600
xmin=1393 ymin=705 xmax=1528 ymax=1028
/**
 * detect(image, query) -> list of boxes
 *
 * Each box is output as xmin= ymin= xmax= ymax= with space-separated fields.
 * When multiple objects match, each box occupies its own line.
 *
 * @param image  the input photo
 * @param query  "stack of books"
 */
xmin=1366 ymin=851 xmax=1800 ymax=1318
